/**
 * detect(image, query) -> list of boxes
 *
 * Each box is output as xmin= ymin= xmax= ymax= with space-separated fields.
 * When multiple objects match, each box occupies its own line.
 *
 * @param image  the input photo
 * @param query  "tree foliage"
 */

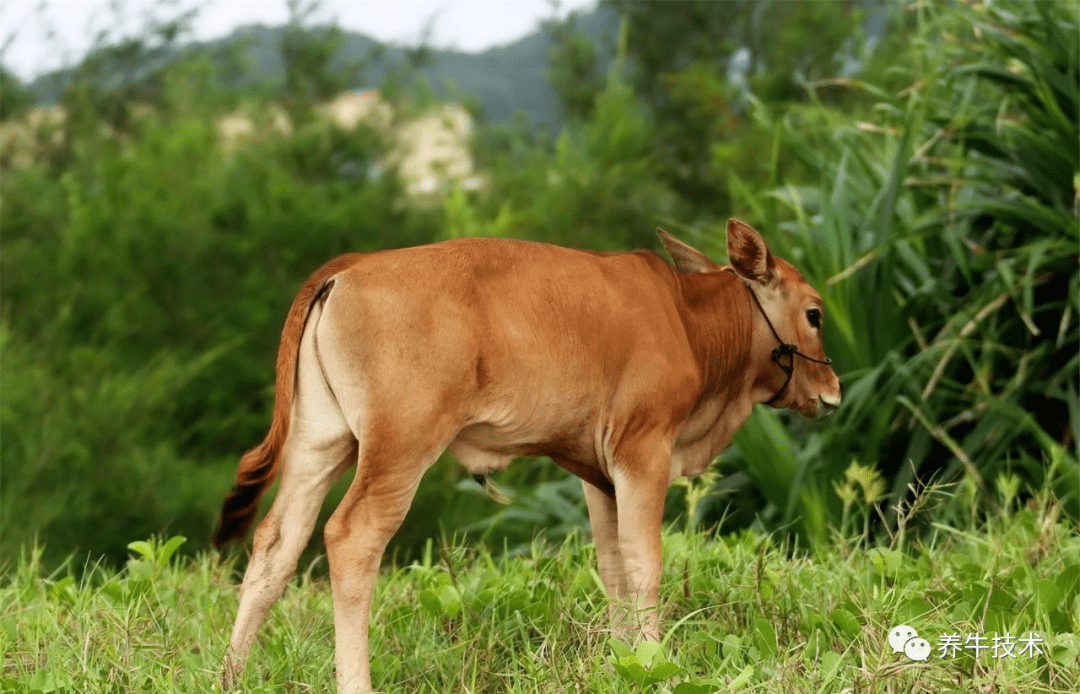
xmin=545 ymin=9 xmax=605 ymax=122
xmin=0 ymin=66 xmax=33 ymax=120
xmin=1 ymin=0 xmax=1075 ymax=570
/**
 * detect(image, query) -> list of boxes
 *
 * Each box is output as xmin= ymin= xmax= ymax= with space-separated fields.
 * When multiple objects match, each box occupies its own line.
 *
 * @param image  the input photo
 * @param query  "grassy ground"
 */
xmin=2 ymin=486 xmax=1078 ymax=694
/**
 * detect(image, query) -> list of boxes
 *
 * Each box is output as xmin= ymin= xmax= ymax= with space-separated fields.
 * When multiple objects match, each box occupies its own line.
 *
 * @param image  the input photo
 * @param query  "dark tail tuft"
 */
xmin=211 ymin=254 xmax=359 ymax=551
xmin=212 ymin=441 xmax=278 ymax=548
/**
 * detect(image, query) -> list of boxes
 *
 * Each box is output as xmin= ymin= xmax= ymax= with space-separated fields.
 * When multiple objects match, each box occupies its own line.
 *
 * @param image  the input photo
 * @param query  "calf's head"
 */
xmin=661 ymin=219 xmax=842 ymax=418
xmin=726 ymin=219 xmax=841 ymax=417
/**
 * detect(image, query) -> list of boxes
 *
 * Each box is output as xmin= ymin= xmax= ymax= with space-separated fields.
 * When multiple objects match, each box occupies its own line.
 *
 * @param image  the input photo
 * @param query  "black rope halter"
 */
xmin=742 ymin=282 xmax=833 ymax=406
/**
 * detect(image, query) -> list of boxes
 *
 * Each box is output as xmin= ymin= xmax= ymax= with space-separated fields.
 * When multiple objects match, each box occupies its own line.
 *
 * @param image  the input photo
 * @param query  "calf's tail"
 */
xmin=212 ymin=254 xmax=360 ymax=548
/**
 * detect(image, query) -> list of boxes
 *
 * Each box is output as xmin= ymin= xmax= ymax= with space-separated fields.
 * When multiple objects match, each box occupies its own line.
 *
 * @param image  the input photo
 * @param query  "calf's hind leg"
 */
xmin=225 ymin=301 xmax=356 ymax=685
xmin=226 ymin=430 xmax=355 ymax=681
xmin=324 ymin=429 xmax=450 ymax=694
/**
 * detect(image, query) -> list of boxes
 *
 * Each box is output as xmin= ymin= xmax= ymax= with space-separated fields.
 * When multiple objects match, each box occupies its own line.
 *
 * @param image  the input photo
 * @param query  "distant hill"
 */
xmin=24 ymin=4 xmax=620 ymax=130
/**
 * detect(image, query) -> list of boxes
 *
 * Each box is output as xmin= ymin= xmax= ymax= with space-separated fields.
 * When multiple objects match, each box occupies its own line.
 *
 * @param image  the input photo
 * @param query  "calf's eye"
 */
xmin=806 ymin=308 xmax=821 ymax=329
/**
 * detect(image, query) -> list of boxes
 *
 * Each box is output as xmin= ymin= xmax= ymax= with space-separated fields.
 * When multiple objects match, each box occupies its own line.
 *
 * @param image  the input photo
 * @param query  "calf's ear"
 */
xmin=658 ymin=228 xmax=719 ymax=274
xmin=726 ymin=219 xmax=774 ymax=284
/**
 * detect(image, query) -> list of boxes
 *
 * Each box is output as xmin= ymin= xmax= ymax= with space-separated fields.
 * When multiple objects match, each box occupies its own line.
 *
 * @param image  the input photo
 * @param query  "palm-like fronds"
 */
xmin=729 ymin=0 xmax=1078 ymax=546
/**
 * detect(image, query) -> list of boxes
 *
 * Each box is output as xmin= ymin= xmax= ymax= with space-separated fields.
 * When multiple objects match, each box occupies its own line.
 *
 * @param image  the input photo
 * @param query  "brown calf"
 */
xmin=213 ymin=219 xmax=841 ymax=693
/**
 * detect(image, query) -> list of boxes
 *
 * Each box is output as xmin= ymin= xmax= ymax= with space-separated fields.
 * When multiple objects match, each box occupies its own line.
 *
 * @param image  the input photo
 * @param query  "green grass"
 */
xmin=3 ymin=486 xmax=1077 ymax=693
xmin=0 ymin=4 xmax=1077 ymax=690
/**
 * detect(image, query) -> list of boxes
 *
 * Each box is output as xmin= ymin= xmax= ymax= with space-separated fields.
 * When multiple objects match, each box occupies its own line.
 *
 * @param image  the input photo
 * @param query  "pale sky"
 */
xmin=1 ymin=0 xmax=599 ymax=81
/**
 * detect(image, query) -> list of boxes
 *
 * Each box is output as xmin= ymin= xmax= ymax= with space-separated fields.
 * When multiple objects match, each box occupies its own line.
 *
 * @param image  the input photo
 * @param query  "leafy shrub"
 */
xmin=719 ymin=0 xmax=1078 ymax=546
xmin=0 ymin=57 xmax=440 ymax=567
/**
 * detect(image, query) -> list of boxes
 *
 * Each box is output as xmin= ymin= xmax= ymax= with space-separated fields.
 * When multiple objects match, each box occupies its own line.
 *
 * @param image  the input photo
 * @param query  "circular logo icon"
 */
xmin=904 ymin=637 xmax=931 ymax=661
xmin=888 ymin=624 xmax=918 ymax=654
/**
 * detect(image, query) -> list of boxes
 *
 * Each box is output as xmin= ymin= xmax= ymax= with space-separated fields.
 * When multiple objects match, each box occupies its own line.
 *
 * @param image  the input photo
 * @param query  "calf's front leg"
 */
xmin=584 ymin=479 xmax=639 ymax=637
xmin=583 ymin=481 xmax=627 ymax=601
xmin=611 ymin=456 xmax=669 ymax=642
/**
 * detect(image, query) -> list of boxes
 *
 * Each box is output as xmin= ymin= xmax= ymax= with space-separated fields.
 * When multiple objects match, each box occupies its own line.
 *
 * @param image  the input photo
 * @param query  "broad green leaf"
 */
xmin=617 ymin=661 xmax=647 ymax=686
xmin=754 ymin=618 xmax=777 ymax=660
xmin=802 ymin=630 xmax=827 ymax=660
xmin=830 ymin=608 xmax=860 ymax=639
xmin=647 ymin=661 xmax=681 ymax=680
xmin=438 ymin=584 xmax=461 ymax=619
xmin=727 ymin=664 xmax=754 ymax=690
xmin=126 ymin=540 xmax=154 ymax=561
xmin=820 ymin=651 xmax=843 ymax=684
xmin=1035 ymin=579 xmax=1063 ymax=613
xmin=158 ymin=535 xmax=187 ymax=567
xmin=505 ymin=589 xmax=531 ymax=612
xmin=722 ymin=633 xmax=743 ymax=662
xmin=674 ymin=683 xmax=717 ymax=694
xmin=869 ymin=548 xmax=903 ymax=577
xmin=635 ymin=639 xmax=662 ymax=666
xmin=1055 ymin=563 xmax=1079 ymax=601
xmin=609 ymin=638 xmax=632 ymax=660
xmin=418 ymin=589 xmax=442 ymax=616
xmin=470 ymin=587 xmax=496 ymax=611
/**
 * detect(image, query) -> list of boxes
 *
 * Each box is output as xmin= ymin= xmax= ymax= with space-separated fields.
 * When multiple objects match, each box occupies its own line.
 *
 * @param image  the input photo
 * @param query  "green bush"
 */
xmin=0 ymin=57 xmax=440 ymax=567
xmin=718 ymin=0 xmax=1078 ymax=547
